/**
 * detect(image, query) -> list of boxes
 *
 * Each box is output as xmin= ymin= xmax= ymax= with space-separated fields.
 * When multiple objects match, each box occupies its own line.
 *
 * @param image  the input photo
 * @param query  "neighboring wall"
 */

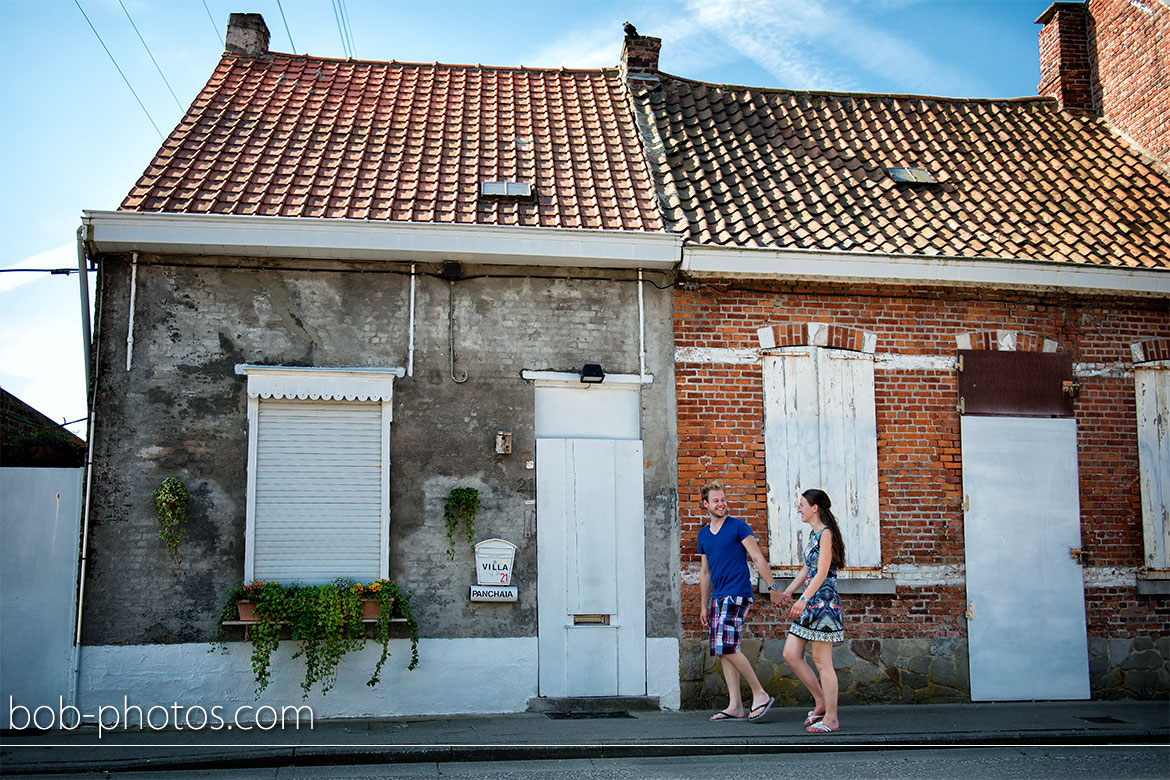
xmin=81 ymin=254 xmax=678 ymax=647
xmin=1088 ymin=0 xmax=1170 ymax=165
xmin=674 ymin=279 xmax=1170 ymax=706
xmin=1038 ymin=0 xmax=1170 ymax=165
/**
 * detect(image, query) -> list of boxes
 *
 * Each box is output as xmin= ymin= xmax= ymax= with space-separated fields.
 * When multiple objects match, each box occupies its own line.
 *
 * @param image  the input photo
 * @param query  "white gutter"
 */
xmin=682 ymin=244 xmax=1170 ymax=297
xmin=81 ymin=211 xmax=683 ymax=270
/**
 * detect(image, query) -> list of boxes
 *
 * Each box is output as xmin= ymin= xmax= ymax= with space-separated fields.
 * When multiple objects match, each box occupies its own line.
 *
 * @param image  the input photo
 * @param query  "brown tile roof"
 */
xmin=121 ymin=53 xmax=665 ymax=232
xmin=631 ymin=76 xmax=1170 ymax=269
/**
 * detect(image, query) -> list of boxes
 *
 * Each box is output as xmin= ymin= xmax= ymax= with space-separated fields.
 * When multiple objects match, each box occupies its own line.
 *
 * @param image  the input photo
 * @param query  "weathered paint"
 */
xmin=1134 ymin=361 xmax=1170 ymax=568
xmin=81 ymin=257 xmax=679 ymax=669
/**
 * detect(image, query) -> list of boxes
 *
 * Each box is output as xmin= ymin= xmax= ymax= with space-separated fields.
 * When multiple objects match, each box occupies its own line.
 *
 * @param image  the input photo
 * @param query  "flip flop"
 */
xmin=710 ymin=710 xmax=745 ymax=721
xmin=805 ymin=721 xmax=838 ymax=733
xmin=746 ymin=696 xmax=774 ymax=722
xmin=804 ymin=710 xmax=824 ymax=726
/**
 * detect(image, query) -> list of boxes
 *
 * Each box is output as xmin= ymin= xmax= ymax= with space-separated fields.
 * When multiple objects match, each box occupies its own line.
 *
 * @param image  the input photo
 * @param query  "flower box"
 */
xmin=235 ymin=598 xmax=388 ymax=622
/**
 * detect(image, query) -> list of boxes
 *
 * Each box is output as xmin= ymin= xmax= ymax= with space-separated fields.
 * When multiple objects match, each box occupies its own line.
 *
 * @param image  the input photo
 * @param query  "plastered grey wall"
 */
xmin=82 ymin=254 xmax=679 ymax=646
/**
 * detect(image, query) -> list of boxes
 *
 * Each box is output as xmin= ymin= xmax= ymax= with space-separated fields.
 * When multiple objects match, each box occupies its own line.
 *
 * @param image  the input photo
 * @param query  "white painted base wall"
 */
xmin=77 ymin=637 xmax=680 ymax=722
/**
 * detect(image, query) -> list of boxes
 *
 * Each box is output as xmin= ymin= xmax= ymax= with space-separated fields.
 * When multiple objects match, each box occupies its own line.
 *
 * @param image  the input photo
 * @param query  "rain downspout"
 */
xmin=71 ymin=231 xmax=103 ymax=720
xmin=125 ymin=253 xmax=138 ymax=371
xmin=77 ymin=228 xmax=92 ymax=402
xmin=407 ymin=264 xmax=416 ymax=377
xmin=637 ymin=269 xmax=647 ymax=381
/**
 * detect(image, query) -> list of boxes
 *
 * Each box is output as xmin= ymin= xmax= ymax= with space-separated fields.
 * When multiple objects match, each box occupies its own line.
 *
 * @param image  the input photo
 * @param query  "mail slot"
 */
xmin=474 ymin=538 xmax=518 ymax=586
xmin=572 ymin=614 xmax=611 ymax=625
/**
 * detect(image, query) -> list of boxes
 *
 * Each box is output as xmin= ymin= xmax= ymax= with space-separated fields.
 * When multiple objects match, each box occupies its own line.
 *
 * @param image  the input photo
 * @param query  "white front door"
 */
xmin=961 ymin=415 xmax=1090 ymax=700
xmin=535 ymin=385 xmax=646 ymax=697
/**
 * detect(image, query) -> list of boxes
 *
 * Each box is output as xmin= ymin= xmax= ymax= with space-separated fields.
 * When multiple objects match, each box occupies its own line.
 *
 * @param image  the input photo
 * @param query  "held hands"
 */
xmin=776 ymin=591 xmax=793 ymax=610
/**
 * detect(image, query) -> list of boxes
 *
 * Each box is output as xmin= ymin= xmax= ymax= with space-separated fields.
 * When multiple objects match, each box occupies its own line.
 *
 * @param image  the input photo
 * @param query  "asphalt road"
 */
xmin=9 ymin=745 xmax=1169 ymax=779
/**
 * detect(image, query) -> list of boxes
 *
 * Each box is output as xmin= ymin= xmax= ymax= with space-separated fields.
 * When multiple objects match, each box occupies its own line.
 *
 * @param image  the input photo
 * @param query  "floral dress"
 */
xmin=788 ymin=527 xmax=844 ymax=643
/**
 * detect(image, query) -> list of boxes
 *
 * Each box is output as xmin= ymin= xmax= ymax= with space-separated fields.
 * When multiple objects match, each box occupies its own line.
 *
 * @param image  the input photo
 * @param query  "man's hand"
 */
xmin=700 ymin=602 xmax=710 ymax=629
xmin=768 ymin=589 xmax=781 ymax=607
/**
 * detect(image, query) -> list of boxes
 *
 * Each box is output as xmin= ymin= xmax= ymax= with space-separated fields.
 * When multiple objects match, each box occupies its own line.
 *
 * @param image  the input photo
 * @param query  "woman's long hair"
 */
xmin=802 ymin=488 xmax=845 ymax=568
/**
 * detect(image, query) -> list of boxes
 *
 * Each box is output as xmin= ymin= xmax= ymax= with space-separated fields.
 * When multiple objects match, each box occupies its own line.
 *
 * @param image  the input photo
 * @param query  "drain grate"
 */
xmin=545 ymin=711 xmax=635 ymax=720
xmin=1077 ymin=715 xmax=1126 ymax=724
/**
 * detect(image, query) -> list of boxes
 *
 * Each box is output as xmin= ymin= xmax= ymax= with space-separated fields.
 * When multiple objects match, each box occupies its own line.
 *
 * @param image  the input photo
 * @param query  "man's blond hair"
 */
xmin=701 ymin=480 xmax=725 ymax=503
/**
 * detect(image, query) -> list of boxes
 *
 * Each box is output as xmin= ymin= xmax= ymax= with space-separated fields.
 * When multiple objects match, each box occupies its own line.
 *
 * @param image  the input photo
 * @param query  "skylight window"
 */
xmin=481 ymin=181 xmax=533 ymax=197
xmin=888 ymin=167 xmax=937 ymax=184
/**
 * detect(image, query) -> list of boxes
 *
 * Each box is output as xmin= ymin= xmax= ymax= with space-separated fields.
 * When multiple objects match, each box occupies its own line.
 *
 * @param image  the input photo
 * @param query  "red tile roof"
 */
xmin=631 ymin=76 xmax=1170 ymax=269
xmin=121 ymin=53 xmax=665 ymax=232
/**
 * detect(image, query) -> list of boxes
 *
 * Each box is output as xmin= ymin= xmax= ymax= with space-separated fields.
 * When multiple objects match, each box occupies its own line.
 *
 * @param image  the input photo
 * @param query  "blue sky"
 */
xmin=0 ymin=0 xmax=1056 ymax=436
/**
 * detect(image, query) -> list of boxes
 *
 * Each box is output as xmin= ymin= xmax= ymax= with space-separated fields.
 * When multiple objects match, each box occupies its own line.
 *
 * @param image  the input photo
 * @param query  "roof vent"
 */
xmin=887 ymin=167 xmax=937 ymax=184
xmin=481 ymin=181 xmax=533 ymax=198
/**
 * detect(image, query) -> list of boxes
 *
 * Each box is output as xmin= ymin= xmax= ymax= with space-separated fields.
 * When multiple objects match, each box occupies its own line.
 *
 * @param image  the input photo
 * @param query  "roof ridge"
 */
xmin=654 ymin=71 xmax=1058 ymax=106
xmin=227 ymin=50 xmax=614 ymax=76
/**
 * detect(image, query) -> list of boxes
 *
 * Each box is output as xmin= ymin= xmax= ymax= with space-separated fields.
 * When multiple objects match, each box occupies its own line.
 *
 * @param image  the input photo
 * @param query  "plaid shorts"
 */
xmin=709 ymin=595 xmax=752 ymax=656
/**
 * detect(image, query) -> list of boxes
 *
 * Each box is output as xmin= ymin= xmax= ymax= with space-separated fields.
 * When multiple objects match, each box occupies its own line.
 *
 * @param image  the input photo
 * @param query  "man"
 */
xmin=698 ymin=480 xmax=781 ymax=721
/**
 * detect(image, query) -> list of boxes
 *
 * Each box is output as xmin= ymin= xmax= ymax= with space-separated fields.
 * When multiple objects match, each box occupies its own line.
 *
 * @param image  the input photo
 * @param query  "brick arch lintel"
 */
xmin=1131 ymin=338 xmax=1170 ymax=364
xmin=956 ymin=329 xmax=1059 ymax=353
xmin=756 ymin=322 xmax=877 ymax=354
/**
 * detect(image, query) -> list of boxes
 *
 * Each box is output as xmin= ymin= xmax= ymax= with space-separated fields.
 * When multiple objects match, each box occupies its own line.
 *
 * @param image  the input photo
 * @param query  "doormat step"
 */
xmin=545 ymin=711 xmax=635 ymax=720
xmin=1077 ymin=715 xmax=1126 ymax=724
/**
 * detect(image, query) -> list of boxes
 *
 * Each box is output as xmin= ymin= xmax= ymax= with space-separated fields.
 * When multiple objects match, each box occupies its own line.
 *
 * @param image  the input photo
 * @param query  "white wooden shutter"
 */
xmin=1135 ymin=362 xmax=1170 ymax=569
xmin=252 ymin=399 xmax=385 ymax=583
xmin=763 ymin=348 xmax=880 ymax=567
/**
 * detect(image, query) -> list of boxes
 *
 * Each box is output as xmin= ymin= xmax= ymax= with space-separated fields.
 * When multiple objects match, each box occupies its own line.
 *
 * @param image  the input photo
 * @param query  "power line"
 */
xmin=332 ymin=0 xmax=354 ymax=58
xmin=275 ymin=0 xmax=297 ymax=53
xmin=339 ymin=0 xmax=356 ymax=58
xmin=202 ymin=0 xmax=223 ymax=48
xmin=72 ymin=0 xmax=163 ymax=139
xmin=118 ymin=0 xmax=183 ymax=111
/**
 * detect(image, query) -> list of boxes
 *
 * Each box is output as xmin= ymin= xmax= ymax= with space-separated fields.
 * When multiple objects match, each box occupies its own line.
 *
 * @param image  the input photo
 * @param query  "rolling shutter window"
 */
xmin=1135 ymin=361 xmax=1170 ymax=569
xmin=253 ymin=400 xmax=383 ymax=582
xmin=240 ymin=365 xmax=398 ymax=585
xmin=763 ymin=348 xmax=881 ymax=568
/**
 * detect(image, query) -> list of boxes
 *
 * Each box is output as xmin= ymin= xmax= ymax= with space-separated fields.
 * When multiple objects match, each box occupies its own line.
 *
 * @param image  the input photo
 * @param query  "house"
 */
xmin=74 ymin=2 xmax=1168 ymax=722
xmin=78 ymin=13 xmax=682 ymax=718
xmin=618 ymin=0 xmax=1169 ymax=706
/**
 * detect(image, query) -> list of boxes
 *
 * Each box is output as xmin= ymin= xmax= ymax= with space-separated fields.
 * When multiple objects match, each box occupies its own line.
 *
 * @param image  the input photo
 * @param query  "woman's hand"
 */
xmin=788 ymin=597 xmax=806 ymax=619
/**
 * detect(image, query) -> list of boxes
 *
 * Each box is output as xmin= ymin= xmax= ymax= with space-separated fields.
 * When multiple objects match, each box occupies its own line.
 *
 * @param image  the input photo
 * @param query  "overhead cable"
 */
xmin=118 ymin=0 xmax=183 ymax=111
xmin=73 ymin=0 xmax=163 ymax=139
xmin=275 ymin=0 xmax=297 ymax=53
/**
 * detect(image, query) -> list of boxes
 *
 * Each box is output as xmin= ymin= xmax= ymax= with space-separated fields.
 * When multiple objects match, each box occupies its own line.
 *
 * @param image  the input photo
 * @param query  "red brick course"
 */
xmin=675 ymin=280 xmax=1170 ymax=642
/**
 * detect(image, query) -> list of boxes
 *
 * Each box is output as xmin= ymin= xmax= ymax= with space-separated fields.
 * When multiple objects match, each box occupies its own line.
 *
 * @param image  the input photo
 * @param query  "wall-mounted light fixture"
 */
xmin=580 ymin=364 xmax=605 ymax=384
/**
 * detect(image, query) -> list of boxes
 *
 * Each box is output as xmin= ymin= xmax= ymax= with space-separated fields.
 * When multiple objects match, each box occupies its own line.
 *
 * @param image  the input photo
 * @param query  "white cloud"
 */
xmin=682 ymin=0 xmax=971 ymax=93
xmin=0 ymin=244 xmax=78 ymax=294
xmin=0 ymin=248 xmax=91 ymax=437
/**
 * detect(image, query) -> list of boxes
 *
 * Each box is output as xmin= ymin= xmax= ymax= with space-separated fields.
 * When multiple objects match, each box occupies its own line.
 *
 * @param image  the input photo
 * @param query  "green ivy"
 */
xmin=213 ymin=577 xmax=420 ymax=699
xmin=151 ymin=477 xmax=190 ymax=566
xmin=443 ymin=487 xmax=480 ymax=561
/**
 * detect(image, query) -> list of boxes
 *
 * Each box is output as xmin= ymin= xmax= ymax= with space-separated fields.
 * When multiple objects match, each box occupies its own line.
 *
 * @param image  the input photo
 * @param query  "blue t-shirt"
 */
xmin=697 ymin=516 xmax=755 ymax=600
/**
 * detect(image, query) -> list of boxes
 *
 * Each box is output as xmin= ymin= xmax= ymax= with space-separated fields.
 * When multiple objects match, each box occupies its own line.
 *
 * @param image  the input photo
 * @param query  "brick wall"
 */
xmin=1088 ymin=0 xmax=1170 ymax=165
xmin=675 ymin=279 xmax=1170 ymax=644
xmin=1039 ymin=0 xmax=1170 ymax=165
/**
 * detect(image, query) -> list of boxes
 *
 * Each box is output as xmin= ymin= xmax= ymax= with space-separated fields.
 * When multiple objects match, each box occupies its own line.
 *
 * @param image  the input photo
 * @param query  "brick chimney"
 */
xmin=225 ymin=13 xmax=270 ymax=57
xmin=1036 ymin=2 xmax=1096 ymax=115
xmin=621 ymin=34 xmax=661 ymax=83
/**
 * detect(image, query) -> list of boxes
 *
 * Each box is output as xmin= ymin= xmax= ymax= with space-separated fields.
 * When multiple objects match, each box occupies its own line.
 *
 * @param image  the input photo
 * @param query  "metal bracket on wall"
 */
xmin=449 ymin=280 xmax=468 ymax=383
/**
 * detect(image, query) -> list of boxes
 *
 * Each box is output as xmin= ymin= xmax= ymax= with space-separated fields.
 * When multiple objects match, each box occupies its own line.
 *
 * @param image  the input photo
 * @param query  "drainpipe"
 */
xmin=125 ymin=253 xmax=138 ymax=371
xmin=77 ymin=227 xmax=92 ymax=404
xmin=407 ymin=264 xmax=416 ymax=377
xmin=637 ymin=269 xmax=647 ymax=381
xmin=71 ymin=235 xmax=103 ymax=720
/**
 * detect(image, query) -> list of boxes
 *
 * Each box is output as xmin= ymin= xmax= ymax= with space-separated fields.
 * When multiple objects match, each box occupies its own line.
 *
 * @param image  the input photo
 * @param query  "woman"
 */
xmin=779 ymin=488 xmax=845 ymax=734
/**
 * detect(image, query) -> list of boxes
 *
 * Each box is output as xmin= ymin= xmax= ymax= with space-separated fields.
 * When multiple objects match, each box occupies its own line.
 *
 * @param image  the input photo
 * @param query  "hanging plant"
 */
xmin=151 ymin=477 xmax=190 ymax=566
xmin=213 ymin=578 xmax=420 ymax=698
xmin=443 ymin=487 xmax=480 ymax=561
